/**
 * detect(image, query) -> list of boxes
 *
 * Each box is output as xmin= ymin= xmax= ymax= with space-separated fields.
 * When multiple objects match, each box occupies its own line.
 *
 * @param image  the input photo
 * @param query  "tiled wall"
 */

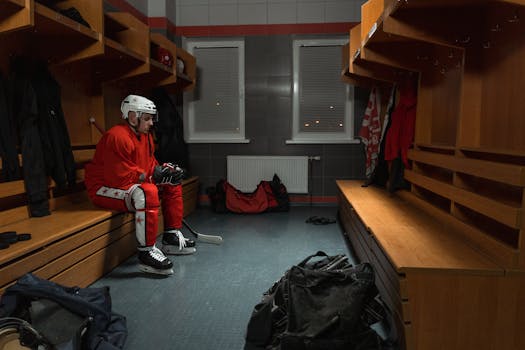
xmin=183 ymin=35 xmax=368 ymax=200
xmin=103 ymin=0 xmax=370 ymax=201
xmin=177 ymin=0 xmax=362 ymax=26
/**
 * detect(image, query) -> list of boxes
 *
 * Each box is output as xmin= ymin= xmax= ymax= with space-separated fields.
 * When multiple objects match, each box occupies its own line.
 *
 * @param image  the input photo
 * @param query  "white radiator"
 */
xmin=227 ymin=156 xmax=309 ymax=194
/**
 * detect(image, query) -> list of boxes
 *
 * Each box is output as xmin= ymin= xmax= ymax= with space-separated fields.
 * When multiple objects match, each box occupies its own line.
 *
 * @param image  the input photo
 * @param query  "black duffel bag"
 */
xmin=245 ymin=251 xmax=396 ymax=350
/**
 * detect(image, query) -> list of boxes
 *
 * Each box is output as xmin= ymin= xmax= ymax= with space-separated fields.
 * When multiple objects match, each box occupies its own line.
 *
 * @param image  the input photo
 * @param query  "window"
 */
xmin=184 ymin=39 xmax=248 ymax=143
xmin=288 ymin=38 xmax=357 ymax=144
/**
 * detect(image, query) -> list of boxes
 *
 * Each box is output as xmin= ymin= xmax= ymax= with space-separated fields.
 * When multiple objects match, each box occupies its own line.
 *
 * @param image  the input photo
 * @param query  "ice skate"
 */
xmin=161 ymin=230 xmax=196 ymax=255
xmin=138 ymin=245 xmax=174 ymax=275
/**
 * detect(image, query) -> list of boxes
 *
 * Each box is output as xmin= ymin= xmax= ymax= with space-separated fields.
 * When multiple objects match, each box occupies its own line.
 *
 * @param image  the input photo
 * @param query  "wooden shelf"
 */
xmin=0 ymin=1 xmax=104 ymax=66
xmin=459 ymin=146 xmax=525 ymax=159
xmin=104 ymin=12 xmax=148 ymax=56
xmin=147 ymin=32 xmax=177 ymax=86
xmin=385 ymin=0 xmax=525 ymax=48
xmin=349 ymin=24 xmax=408 ymax=84
xmin=406 ymin=170 xmax=522 ymax=229
xmin=409 ymin=149 xmax=525 ymax=187
xmin=0 ymin=0 xmax=33 ymax=34
xmin=174 ymin=46 xmax=196 ymax=91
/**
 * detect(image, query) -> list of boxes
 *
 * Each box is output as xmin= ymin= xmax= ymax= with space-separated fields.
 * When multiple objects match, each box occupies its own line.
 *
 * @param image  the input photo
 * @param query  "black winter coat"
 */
xmin=9 ymin=58 xmax=50 ymax=217
xmin=31 ymin=62 xmax=76 ymax=189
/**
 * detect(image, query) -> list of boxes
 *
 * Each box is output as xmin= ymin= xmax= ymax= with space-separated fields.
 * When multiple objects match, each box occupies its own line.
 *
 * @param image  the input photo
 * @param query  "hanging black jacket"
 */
xmin=9 ymin=57 xmax=50 ymax=217
xmin=0 ymin=73 xmax=21 ymax=181
xmin=152 ymin=88 xmax=189 ymax=171
xmin=31 ymin=61 xmax=76 ymax=189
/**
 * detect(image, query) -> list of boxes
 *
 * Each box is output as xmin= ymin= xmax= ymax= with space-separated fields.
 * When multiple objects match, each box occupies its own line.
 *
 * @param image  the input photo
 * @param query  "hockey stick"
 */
xmin=183 ymin=219 xmax=223 ymax=245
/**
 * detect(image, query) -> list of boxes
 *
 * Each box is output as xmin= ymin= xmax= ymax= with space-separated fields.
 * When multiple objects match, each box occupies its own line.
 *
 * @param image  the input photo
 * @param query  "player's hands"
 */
xmin=152 ymin=163 xmax=184 ymax=185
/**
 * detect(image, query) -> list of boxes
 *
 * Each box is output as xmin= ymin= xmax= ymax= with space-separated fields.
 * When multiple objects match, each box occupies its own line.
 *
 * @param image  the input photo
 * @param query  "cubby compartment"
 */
xmin=411 ymin=184 xmax=451 ymax=213
xmin=459 ymin=147 xmax=525 ymax=166
xmin=0 ymin=0 xmax=33 ymax=33
xmin=413 ymin=162 xmax=453 ymax=184
xmin=458 ymin=3 xmax=525 ymax=154
xmin=453 ymin=203 xmax=520 ymax=248
xmin=0 ymin=1 xmax=104 ymax=68
xmin=414 ymin=144 xmax=455 ymax=155
xmin=174 ymin=46 xmax=196 ymax=92
xmin=93 ymin=11 xmax=149 ymax=82
xmin=415 ymin=66 xmax=462 ymax=147
xmin=455 ymin=172 xmax=523 ymax=208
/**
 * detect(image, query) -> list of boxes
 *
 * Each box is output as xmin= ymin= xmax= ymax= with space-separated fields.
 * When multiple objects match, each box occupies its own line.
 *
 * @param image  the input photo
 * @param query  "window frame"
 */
xmin=183 ymin=39 xmax=249 ymax=144
xmin=287 ymin=38 xmax=359 ymax=144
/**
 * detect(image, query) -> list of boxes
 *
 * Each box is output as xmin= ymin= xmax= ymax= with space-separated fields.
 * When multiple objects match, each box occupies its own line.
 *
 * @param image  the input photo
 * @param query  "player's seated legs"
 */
xmin=130 ymin=184 xmax=174 ymax=274
xmin=160 ymin=184 xmax=196 ymax=255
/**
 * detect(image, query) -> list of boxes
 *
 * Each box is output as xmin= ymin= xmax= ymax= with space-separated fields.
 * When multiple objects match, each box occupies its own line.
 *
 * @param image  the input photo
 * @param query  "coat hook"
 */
xmin=456 ymin=36 xmax=470 ymax=44
xmin=482 ymin=41 xmax=492 ymax=49
xmin=508 ymin=12 xmax=520 ymax=23
xmin=433 ymin=59 xmax=439 ymax=66
xmin=491 ymin=23 xmax=502 ymax=32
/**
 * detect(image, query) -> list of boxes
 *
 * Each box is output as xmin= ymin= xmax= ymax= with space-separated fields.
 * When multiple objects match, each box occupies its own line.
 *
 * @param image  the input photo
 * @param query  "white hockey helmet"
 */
xmin=121 ymin=94 xmax=158 ymax=121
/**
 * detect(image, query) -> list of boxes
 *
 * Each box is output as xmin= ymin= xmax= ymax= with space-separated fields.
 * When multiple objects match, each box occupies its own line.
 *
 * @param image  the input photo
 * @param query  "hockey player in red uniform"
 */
xmin=85 ymin=95 xmax=196 ymax=275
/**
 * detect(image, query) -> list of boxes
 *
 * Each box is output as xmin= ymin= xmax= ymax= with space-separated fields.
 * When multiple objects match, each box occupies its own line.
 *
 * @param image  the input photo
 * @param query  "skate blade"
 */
xmin=161 ymin=245 xmax=197 ymax=255
xmin=139 ymin=264 xmax=174 ymax=275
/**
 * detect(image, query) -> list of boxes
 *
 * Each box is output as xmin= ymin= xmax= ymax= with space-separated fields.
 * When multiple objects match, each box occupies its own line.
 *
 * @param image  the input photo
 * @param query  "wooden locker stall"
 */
xmin=339 ymin=1 xmax=525 ymax=349
xmin=0 ymin=0 xmax=198 ymax=291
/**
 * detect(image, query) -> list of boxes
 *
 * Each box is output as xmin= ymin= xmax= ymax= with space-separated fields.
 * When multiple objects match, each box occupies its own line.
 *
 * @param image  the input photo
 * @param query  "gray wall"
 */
xmin=184 ymin=35 xmax=369 ymax=198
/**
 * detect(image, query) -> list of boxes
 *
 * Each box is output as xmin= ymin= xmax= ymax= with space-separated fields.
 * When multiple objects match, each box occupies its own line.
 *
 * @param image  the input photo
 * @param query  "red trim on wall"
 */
xmin=175 ymin=22 xmax=357 ymax=37
xmin=198 ymin=194 xmax=337 ymax=205
xmin=105 ymin=0 xmax=148 ymax=24
xmin=148 ymin=17 xmax=177 ymax=33
xmin=106 ymin=1 xmax=356 ymax=37
xmin=148 ymin=17 xmax=167 ymax=28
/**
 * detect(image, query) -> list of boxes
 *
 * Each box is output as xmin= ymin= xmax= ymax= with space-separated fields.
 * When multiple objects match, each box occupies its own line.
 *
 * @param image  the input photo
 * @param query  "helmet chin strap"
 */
xmin=127 ymin=118 xmax=140 ymax=135
xmin=127 ymin=114 xmax=149 ymax=135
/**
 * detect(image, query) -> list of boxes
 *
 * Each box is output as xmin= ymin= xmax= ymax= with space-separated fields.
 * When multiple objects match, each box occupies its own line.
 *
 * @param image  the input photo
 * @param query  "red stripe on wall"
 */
xmin=148 ymin=17 xmax=167 ymax=28
xmin=198 ymin=194 xmax=337 ymax=205
xmin=105 ymin=1 xmax=356 ymax=37
xmin=175 ymin=22 xmax=357 ymax=37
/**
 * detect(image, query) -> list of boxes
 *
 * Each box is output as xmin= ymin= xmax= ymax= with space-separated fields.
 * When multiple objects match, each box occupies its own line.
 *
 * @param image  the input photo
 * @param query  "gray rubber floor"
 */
xmin=91 ymin=206 xmax=355 ymax=350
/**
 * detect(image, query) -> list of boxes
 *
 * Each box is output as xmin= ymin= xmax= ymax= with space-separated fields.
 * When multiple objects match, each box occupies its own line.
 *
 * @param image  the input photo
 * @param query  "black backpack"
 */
xmin=245 ymin=251 xmax=397 ymax=350
xmin=0 ymin=274 xmax=127 ymax=350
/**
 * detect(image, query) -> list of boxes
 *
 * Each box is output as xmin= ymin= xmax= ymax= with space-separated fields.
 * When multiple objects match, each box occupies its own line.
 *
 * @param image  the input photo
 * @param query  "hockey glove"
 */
xmin=152 ymin=163 xmax=184 ymax=185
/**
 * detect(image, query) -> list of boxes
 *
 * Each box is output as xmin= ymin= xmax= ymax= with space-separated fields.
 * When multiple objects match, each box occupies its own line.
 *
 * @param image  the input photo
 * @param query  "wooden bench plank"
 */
xmin=0 ymin=179 xmax=26 ymax=198
xmin=337 ymin=180 xmax=503 ymax=274
xmin=50 ymin=231 xmax=137 ymax=288
xmin=0 ymin=201 xmax=117 ymax=266
xmin=0 ymin=213 xmax=133 ymax=287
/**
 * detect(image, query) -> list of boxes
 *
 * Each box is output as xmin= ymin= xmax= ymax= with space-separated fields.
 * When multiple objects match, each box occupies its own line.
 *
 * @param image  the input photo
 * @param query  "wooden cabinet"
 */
xmin=340 ymin=1 xmax=525 ymax=348
xmin=343 ymin=0 xmax=525 ymax=270
xmin=0 ymin=0 xmax=196 ymax=149
xmin=338 ymin=181 xmax=525 ymax=350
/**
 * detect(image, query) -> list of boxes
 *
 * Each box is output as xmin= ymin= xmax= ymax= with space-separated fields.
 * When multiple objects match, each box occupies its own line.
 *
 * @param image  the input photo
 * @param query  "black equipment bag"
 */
xmin=0 ymin=274 xmax=127 ymax=350
xmin=245 ymin=251 xmax=396 ymax=350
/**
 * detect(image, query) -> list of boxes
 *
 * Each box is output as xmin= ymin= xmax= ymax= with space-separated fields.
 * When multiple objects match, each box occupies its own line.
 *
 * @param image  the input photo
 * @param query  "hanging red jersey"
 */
xmin=384 ymin=77 xmax=417 ymax=167
xmin=359 ymin=87 xmax=382 ymax=178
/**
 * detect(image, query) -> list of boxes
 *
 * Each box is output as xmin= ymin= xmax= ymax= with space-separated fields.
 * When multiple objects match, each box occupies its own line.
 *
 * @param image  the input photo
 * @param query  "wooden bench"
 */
xmin=337 ymin=180 xmax=525 ymax=350
xmin=0 ymin=160 xmax=200 ymax=294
